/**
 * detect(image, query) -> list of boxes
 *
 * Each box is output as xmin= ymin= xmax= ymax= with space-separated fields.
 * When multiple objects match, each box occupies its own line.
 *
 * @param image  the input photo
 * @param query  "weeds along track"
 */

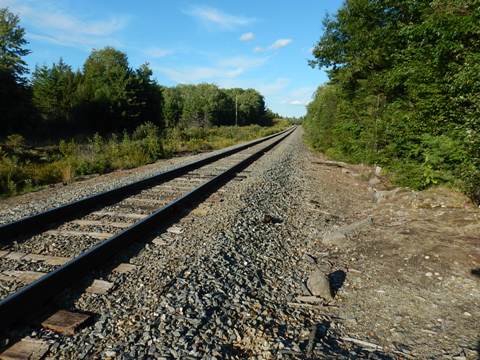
xmin=0 ymin=127 xmax=294 ymax=332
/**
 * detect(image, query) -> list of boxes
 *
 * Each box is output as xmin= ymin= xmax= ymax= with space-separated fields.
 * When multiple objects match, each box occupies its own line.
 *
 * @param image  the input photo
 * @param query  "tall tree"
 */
xmin=76 ymin=47 xmax=139 ymax=133
xmin=32 ymin=59 xmax=78 ymax=131
xmin=162 ymin=86 xmax=183 ymax=128
xmin=0 ymin=7 xmax=32 ymax=136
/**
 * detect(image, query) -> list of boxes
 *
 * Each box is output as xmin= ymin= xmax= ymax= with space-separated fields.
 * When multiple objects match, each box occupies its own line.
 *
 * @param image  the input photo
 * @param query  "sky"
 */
xmin=0 ymin=0 xmax=344 ymax=117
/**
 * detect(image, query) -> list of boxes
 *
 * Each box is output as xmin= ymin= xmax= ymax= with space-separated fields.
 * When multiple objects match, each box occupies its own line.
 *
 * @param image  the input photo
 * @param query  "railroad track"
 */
xmin=0 ymin=127 xmax=294 ymax=336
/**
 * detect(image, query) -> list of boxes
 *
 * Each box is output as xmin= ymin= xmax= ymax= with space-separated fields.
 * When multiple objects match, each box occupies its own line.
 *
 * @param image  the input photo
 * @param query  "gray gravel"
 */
xmin=2 ymin=128 xmax=398 ymax=359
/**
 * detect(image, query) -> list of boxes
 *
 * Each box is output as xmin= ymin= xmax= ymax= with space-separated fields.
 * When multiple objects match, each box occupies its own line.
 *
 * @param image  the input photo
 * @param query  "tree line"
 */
xmin=0 ymin=8 xmax=277 ymax=139
xmin=305 ymin=0 xmax=479 ymax=202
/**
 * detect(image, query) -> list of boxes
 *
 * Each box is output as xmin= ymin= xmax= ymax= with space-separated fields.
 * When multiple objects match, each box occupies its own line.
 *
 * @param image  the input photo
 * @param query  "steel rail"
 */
xmin=0 ymin=127 xmax=295 ymax=330
xmin=0 ymin=127 xmax=293 ymax=243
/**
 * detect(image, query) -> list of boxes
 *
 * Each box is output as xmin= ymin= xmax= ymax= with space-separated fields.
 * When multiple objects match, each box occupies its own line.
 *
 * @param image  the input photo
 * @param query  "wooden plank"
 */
xmin=3 ymin=270 xmax=46 ymax=283
xmin=112 ymin=263 xmax=137 ymax=274
xmin=0 ymin=274 xmax=14 ymax=282
xmin=91 ymin=211 xmax=145 ymax=220
xmin=43 ymin=256 xmax=71 ymax=266
xmin=4 ymin=252 xmax=26 ymax=261
xmin=0 ymin=338 xmax=50 ymax=360
xmin=20 ymin=253 xmax=71 ymax=266
xmin=85 ymin=279 xmax=114 ymax=295
xmin=124 ymin=198 xmax=165 ymax=205
xmin=71 ymin=219 xmax=132 ymax=229
xmin=45 ymin=230 xmax=113 ymax=240
xmin=41 ymin=310 xmax=91 ymax=335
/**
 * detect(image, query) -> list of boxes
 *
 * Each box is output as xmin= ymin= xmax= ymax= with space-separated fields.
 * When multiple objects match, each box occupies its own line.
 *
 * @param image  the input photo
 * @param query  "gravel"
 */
xmin=5 ymin=127 xmax=466 ymax=359
xmin=0 ymin=128 xmax=395 ymax=359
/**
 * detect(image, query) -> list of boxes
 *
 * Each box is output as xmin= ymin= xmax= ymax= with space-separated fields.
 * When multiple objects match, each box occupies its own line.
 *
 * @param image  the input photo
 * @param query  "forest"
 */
xmin=305 ymin=0 xmax=479 ymax=202
xmin=1 ymin=8 xmax=275 ymax=138
xmin=0 ymin=8 xmax=284 ymax=196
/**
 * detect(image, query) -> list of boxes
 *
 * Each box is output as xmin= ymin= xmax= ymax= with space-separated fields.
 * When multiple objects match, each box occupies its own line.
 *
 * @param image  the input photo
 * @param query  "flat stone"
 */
xmin=41 ymin=310 xmax=91 ymax=335
xmin=306 ymin=270 xmax=333 ymax=301
xmin=191 ymin=206 xmax=209 ymax=217
xmin=113 ymin=263 xmax=137 ymax=274
xmin=153 ymin=238 xmax=169 ymax=246
xmin=0 ymin=250 xmax=9 ymax=258
xmin=166 ymin=226 xmax=183 ymax=235
xmin=0 ymin=338 xmax=50 ymax=360
xmin=86 ymin=279 xmax=114 ymax=294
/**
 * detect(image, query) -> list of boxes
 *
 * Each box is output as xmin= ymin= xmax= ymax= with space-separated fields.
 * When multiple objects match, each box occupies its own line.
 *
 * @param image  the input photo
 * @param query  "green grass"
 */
xmin=0 ymin=120 xmax=290 ymax=198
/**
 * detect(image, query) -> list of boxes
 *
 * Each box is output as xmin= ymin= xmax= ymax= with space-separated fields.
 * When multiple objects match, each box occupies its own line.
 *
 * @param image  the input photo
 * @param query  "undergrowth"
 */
xmin=0 ymin=120 xmax=289 ymax=197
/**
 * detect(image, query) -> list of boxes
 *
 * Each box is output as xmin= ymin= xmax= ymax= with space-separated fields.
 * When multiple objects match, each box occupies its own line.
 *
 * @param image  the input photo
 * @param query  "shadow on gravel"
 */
xmin=292 ymin=320 xmax=396 ymax=359
xmin=471 ymin=268 xmax=480 ymax=278
xmin=328 ymin=270 xmax=346 ymax=295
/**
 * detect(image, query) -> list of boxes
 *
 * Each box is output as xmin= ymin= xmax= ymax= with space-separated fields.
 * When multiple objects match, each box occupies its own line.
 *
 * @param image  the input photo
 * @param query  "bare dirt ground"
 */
xmin=302 ymin=148 xmax=479 ymax=358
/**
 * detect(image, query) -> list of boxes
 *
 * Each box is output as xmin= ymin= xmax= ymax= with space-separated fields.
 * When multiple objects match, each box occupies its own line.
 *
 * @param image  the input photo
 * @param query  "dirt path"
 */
xmin=302 ymin=144 xmax=480 ymax=358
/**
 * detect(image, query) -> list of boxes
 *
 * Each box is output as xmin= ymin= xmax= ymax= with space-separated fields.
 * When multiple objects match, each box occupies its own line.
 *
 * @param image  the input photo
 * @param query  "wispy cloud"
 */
xmin=156 ymin=55 xmax=268 ymax=83
xmin=271 ymin=38 xmax=292 ymax=49
xmin=254 ymin=38 xmax=293 ymax=53
xmin=282 ymin=86 xmax=316 ymax=106
xmin=157 ymin=66 xmax=243 ymax=83
xmin=217 ymin=55 xmax=268 ymax=69
xmin=1 ymin=0 xmax=129 ymax=49
xmin=184 ymin=5 xmax=254 ymax=30
xmin=144 ymin=47 xmax=174 ymax=58
xmin=239 ymin=32 xmax=255 ymax=42
xmin=257 ymin=78 xmax=290 ymax=95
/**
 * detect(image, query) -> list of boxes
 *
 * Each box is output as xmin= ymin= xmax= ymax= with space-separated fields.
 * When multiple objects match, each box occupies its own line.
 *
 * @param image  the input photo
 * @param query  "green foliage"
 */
xmin=32 ymin=59 xmax=78 ymax=130
xmin=306 ymin=0 xmax=480 ymax=202
xmin=0 ymin=8 xmax=29 ymax=79
xmin=0 ymin=121 xmax=289 ymax=197
xmin=0 ymin=8 xmax=33 ymax=137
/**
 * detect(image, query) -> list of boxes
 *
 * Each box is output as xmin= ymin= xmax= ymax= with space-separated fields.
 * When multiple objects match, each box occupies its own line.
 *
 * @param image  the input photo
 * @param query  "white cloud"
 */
xmin=257 ymin=78 xmax=290 ymax=96
xmin=156 ymin=55 xmax=267 ymax=84
xmin=289 ymin=100 xmax=305 ymax=105
xmin=239 ymin=32 xmax=255 ymax=42
xmin=271 ymin=38 xmax=292 ymax=49
xmin=157 ymin=66 xmax=243 ymax=83
xmin=217 ymin=55 xmax=268 ymax=69
xmin=282 ymin=86 xmax=316 ymax=106
xmin=185 ymin=5 xmax=254 ymax=30
xmin=1 ymin=0 xmax=129 ymax=49
xmin=254 ymin=38 xmax=293 ymax=52
xmin=144 ymin=47 xmax=174 ymax=58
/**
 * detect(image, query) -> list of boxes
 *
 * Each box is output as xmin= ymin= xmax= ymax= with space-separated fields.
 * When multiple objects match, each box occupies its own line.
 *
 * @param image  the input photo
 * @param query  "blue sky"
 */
xmin=1 ymin=0 xmax=344 ymax=117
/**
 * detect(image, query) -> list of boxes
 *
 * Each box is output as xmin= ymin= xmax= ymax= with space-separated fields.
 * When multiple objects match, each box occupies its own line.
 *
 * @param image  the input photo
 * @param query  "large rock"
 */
xmin=306 ymin=270 xmax=333 ymax=301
